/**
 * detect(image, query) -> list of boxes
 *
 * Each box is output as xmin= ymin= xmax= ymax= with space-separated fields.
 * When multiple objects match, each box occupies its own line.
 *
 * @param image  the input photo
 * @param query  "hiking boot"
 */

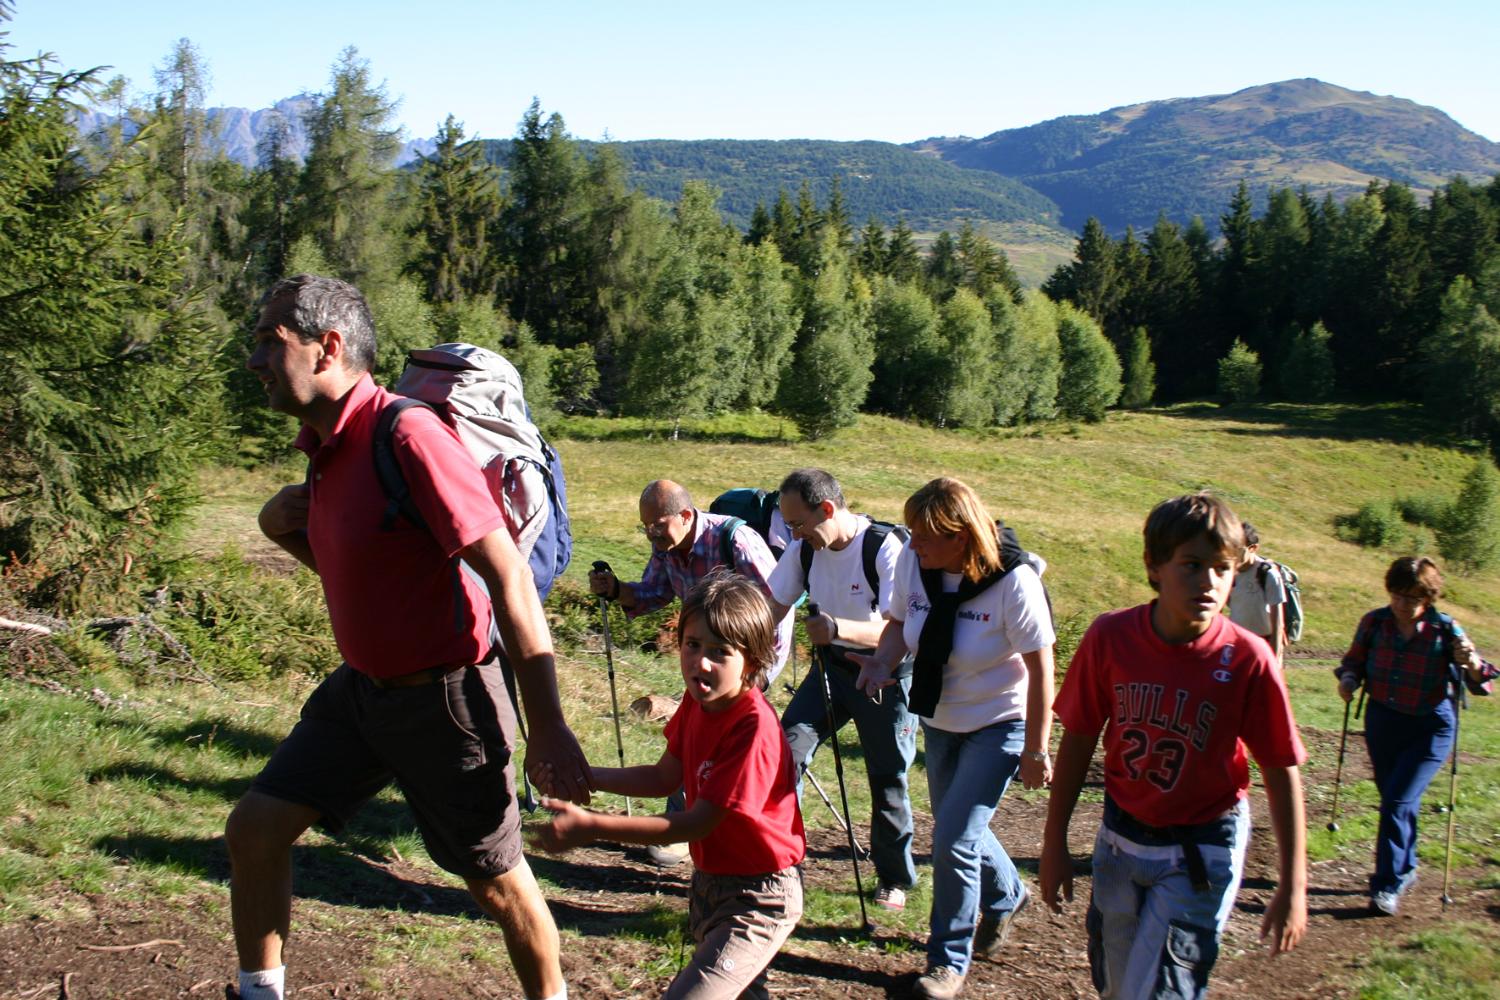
xmin=974 ymin=884 xmax=1029 ymax=959
xmin=873 ymin=883 xmax=907 ymax=911
xmin=1370 ymin=889 xmax=1399 ymax=915
xmin=913 ymin=965 xmax=965 ymax=999
xmin=646 ymin=842 xmax=689 ymax=868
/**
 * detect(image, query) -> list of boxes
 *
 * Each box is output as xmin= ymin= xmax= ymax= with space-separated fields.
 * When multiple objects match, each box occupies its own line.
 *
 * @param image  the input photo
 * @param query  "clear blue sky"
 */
xmin=7 ymin=0 xmax=1499 ymax=143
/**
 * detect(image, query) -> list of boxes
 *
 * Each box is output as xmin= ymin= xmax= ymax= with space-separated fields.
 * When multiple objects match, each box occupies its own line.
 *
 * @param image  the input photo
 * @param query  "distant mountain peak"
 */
xmin=916 ymin=78 xmax=1500 ymax=232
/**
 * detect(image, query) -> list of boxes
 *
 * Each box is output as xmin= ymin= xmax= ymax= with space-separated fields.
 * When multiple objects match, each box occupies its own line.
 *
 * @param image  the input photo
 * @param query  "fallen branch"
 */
xmin=0 ymin=616 xmax=52 ymax=636
xmin=80 ymin=938 xmax=184 ymax=952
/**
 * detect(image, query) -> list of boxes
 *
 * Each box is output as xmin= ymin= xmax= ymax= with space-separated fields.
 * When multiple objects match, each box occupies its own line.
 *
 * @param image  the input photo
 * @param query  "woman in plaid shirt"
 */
xmin=1335 ymin=556 xmax=1497 ymax=915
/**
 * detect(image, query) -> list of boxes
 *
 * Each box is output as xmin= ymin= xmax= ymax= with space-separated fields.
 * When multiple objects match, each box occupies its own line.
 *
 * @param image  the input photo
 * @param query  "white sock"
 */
xmin=537 ymin=989 xmax=567 ymax=1000
xmin=237 ymin=966 xmax=285 ymax=1000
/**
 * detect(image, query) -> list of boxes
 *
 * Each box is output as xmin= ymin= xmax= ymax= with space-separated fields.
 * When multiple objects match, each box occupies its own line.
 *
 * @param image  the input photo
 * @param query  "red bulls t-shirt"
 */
xmin=1055 ymin=604 xmax=1306 ymax=827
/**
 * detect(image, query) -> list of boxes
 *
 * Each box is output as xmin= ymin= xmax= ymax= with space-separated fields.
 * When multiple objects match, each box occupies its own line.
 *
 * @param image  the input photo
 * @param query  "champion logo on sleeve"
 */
xmin=1219 ymin=644 xmax=1235 ymax=666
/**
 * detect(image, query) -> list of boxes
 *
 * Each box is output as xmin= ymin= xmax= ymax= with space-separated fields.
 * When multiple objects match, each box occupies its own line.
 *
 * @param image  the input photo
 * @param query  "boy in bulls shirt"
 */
xmin=1040 ymin=493 xmax=1307 ymax=999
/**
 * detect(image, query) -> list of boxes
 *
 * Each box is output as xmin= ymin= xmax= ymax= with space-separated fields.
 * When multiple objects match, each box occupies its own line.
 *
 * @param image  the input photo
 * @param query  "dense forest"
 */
xmin=5 ymin=23 xmax=1500 ymax=611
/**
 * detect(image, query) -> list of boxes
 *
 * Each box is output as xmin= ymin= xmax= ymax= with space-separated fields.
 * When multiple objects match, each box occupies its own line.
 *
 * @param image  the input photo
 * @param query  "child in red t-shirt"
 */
xmin=534 ymin=570 xmax=805 ymax=999
xmin=1039 ymin=493 xmax=1308 ymax=1000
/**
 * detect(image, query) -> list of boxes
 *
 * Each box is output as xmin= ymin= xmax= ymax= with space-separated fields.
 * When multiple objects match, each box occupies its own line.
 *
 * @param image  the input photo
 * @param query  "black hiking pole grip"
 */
xmin=1327 ymin=696 xmax=1353 ymax=832
xmin=808 ymin=604 xmax=873 ymax=934
xmin=593 ymin=560 xmax=630 ymax=815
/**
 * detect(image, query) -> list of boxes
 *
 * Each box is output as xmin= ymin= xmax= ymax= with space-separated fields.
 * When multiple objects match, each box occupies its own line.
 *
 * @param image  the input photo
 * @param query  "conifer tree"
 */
xmin=1437 ymin=458 xmax=1500 ymax=572
xmin=870 ymin=279 xmax=942 ymax=419
xmin=885 ymin=221 xmax=922 ymax=285
xmin=1120 ymin=327 xmax=1156 ymax=409
xmin=1 ymin=26 xmax=223 ymax=606
xmin=740 ymin=240 xmax=800 ymax=409
xmin=1281 ymin=321 xmax=1337 ymax=402
xmin=409 ymin=115 xmax=505 ymax=306
xmin=296 ymin=47 xmax=404 ymax=291
xmin=777 ymin=232 xmax=874 ymax=439
xmin=1421 ymin=276 xmax=1500 ymax=437
xmin=855 ymin=218 xmax=887 ymax=278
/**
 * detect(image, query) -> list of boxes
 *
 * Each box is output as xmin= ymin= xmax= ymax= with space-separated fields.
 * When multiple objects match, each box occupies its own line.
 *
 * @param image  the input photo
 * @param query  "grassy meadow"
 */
xmin=3 ymin=401 xmax=1499 ymax=996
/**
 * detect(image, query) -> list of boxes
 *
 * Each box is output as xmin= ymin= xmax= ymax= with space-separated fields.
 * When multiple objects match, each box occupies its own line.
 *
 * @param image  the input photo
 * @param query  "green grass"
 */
xmin=1353 ymin=924 xmax=1500 ymax=999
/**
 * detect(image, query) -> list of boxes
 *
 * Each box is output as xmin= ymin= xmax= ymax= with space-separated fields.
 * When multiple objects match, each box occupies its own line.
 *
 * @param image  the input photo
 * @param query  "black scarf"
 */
xmin=909 ymin=561 xmax=1010 ymax=718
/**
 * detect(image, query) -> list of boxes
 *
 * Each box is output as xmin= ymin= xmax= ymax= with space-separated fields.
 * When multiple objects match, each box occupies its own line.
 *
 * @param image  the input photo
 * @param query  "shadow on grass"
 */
xmin=1163 ymin=401 xmax=1477 ymax=449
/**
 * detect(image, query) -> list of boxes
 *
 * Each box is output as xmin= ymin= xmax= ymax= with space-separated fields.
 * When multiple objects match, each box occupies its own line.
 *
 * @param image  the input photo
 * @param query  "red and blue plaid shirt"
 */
xmin=629 ymin=510 xmax=791 ymax=672
xmin=1338 ymin=606 xmax=1496 ymax=715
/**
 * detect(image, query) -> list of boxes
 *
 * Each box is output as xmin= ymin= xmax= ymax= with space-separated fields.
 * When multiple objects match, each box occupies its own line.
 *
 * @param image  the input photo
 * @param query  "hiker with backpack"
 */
xmin=227 ymin=275 xmax=585 ymax=1000
xmin=588 ymin=479 xmax=791 ymax=866
xmin=1334 ymin=556 xmax=1496 ymax=915
xmin=850 ymin=478 xmax=1056 ymax=1000
xmin=764 ymin=468 xmax=919 ymax=913
xmin=1227 ymin=522 xmax=1291 ymax=664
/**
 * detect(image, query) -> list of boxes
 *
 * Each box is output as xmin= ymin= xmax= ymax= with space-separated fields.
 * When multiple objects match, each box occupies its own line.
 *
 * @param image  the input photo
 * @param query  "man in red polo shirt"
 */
xmin=225 ymin=275 xmax=589 ymax=1000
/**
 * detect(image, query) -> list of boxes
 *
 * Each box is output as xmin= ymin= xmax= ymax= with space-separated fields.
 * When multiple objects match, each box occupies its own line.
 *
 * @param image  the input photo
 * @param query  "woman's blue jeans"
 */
xmin=1365 ymin=697 xmax=1455 ymax=895
xmin=921 ymin=718 xmax=1027 ymax=975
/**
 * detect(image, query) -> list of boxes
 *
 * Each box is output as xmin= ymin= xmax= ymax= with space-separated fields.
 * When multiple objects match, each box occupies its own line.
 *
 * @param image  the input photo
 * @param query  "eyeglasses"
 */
xmin=783 ymin=506 xmax=826 ymax=533
xmin=638 ymin=514 xmax=677 ymax=537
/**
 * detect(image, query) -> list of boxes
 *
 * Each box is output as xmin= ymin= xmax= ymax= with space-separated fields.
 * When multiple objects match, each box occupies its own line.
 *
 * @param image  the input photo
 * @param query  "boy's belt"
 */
xmin=366 ymin=663 xmax=468 ymax=689
xmin=1103 ymin=795 xmax=1236 ymax=892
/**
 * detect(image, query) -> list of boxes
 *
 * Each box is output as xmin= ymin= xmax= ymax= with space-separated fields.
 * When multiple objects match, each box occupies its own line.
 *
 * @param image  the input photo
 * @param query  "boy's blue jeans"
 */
xmin=1086 ymin=798 xmax=1249 ymax=1000
xmin=782 ymin=653 xmax=918 ymax=890
xmin=922 ymin=718 xmax=1027 ymax=975
xmin=1364 ymin=697 xmax=1455 ymax=896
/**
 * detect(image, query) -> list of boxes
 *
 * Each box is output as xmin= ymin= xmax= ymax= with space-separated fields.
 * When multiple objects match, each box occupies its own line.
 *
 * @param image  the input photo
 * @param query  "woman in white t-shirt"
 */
xmin=853 ymin=478 xmax=1056 ymax=999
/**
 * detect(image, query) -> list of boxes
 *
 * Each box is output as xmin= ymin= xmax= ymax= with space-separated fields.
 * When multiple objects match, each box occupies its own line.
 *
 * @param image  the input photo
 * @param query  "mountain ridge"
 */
xmin=910 ymin=79 xmax=1500 ymax=230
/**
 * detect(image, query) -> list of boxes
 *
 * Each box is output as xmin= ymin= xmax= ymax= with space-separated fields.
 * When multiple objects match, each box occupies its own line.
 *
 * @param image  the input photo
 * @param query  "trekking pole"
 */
xmin=1327 ymin=695 xmax=1354 ymax=832
xmin=1441 ymin=670 xmax=1466 ymax=910
xmin=808 ymin=603 xmax=873 ymax=934
xmin=593 ymin=561 xmax=631 ymax=816
xmin=782 ymin=682 xmax=870 ymax=857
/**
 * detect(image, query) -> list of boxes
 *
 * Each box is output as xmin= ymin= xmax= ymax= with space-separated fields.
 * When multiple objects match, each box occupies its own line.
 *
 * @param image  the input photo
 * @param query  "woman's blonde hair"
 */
xmin=677 ymin=570 xmax=777 ymax=684
xmin=903 ymin=477 xmax=1001 ymax=582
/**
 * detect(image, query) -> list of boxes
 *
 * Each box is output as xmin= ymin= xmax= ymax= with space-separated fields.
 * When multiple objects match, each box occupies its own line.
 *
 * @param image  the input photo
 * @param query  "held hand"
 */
xmin=526 ymin=796 xmax=595 ymax=854
xmin=1260 ymin=883 xmax=1307 ymax=956
xmin=1038 ymin=838 xmax=1074 ymax=914
xmin=1337 ymin=674 xmax=1359 ymax=704
xmin=1018 ymin=752 xmax=1052 ymax=791
xmin=805 ymin=611 xmax=837 ymax=647
xmin=845 ymin=650 xmax=896 ymax=698
xmin=1454 ymin=635 xmax=1477 ymax=669
xmin=588 ymin=568 xmax=616 ymax=598
xmin=524 ymin=722 xmax=595 ymax=805
xmin=258 ymin=483 xmax=310 ymax=537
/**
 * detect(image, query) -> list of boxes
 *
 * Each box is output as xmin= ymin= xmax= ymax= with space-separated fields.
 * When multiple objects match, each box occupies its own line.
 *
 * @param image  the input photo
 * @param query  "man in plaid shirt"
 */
xmin=589 ymin=479 xmax=791 ymax=866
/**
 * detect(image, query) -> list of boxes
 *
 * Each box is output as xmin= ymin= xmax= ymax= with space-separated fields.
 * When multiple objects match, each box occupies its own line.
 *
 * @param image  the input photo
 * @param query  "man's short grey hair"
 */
xmin=263 ymin=274 xmax=377 ymax=374
xmin=779 ymin=468 xmax=846 ymax=510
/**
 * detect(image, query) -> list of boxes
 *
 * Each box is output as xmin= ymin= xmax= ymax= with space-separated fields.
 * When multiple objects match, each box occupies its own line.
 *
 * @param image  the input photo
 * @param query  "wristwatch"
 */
xmin=1023 ymin=749 xmax=1050 ymax=764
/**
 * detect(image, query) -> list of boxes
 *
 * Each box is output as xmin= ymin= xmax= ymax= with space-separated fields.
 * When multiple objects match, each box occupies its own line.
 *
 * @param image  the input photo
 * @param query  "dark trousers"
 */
xmin=780 ymin=648 xmax=917 ymax=889
xmin=1364 ymin=697 xmax=1455 ymax=895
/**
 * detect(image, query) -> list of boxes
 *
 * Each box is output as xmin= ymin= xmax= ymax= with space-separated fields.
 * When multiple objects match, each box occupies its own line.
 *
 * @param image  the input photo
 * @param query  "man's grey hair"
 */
xmin=262 ymin=274 xmax=377 ymax=373
xmin=779 ymin=468 xmax=846 ymax=510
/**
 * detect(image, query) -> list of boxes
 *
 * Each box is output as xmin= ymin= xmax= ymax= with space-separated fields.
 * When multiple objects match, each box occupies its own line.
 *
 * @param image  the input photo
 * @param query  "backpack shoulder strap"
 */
xmin=799 ymin=538 xmax=814 ymax=592
xmin=860 ymin=521 xmax=906 ymax=611
xmin=719 ymin=516 xmax=746 ymax=569
xmin=372 ymin=397 xmax=437 ymax=532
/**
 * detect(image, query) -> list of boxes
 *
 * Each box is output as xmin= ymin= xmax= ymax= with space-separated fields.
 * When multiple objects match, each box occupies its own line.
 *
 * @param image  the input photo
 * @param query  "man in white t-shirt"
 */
xmin=767 ymin=468 xmax=918 ymax=912
xmin=1227 ymin=522 xmax=1286 ymax=663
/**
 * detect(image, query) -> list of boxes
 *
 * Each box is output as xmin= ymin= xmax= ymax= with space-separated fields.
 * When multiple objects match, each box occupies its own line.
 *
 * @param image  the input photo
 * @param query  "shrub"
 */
xmin=1436 ymin=459 xmax=1500 ymax=572
xmin=1335 ymin=501 xmax=1404 ymax=548
xmin=1217 ymin=339 xmax=1262 ymax=404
